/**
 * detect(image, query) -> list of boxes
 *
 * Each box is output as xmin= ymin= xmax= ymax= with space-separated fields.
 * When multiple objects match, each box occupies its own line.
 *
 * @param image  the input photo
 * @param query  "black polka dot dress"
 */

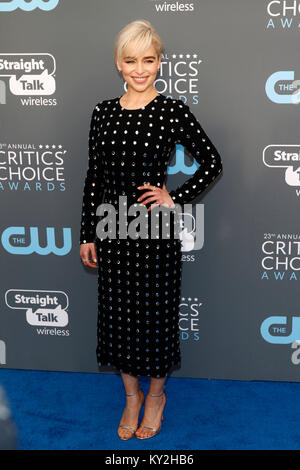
xmin=80 ymin=92 xmax=223 ymax=377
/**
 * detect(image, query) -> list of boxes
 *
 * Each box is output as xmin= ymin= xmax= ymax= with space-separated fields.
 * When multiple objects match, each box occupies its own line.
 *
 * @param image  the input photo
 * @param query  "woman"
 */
xmin=79 ymin=19 xmax=223 ymax=440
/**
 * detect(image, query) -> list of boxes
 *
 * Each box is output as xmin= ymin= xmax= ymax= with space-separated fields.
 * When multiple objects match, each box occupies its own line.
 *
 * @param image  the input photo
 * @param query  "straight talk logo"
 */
xmin=263 ymin=145 xmax=300 ymax=195
xmin=0 ymin=53 xmax=57 ymax=106
xmin=5 ymin=289 xmax=70 ymax=336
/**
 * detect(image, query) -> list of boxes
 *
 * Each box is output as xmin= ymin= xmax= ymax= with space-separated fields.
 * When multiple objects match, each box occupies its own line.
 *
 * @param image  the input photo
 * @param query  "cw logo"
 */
xmin=0 ymin=0 xmax=59 ymax=11
xmin=265 ymin=71 xmax=300 ymax=104
xmin=167 ymin=144 xmax=200 ymax=175
xmin=260 ymin=315 xmax=300 ymax=344
xmin=1 ymin=226 xmax=71 ymax=255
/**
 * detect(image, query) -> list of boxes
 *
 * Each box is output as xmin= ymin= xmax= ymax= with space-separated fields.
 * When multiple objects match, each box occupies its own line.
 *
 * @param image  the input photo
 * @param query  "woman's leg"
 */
xmin=118 ymin=372 xmax=145 ymax=439
xmin=120 ymin=371 xmax=140 ymax=394
xmin=135 ymin=376 xmax=167 ymax=438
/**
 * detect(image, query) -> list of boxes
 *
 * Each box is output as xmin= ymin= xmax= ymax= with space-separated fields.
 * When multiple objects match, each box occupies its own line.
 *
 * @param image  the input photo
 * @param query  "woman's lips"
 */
xmin=132 ymin=76 xmax=149 ymax=83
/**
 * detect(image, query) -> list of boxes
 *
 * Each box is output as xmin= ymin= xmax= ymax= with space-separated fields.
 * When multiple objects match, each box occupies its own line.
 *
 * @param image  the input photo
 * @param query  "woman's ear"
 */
xmin=116 ymin=59 xmax=121 ymax=72
xmin=157 ymin=53 xmax=162 ymax=70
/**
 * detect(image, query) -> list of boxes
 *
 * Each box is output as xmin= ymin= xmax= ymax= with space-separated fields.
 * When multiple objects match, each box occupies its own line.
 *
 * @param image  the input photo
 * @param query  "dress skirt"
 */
xmin=95 ymin=236 xmax=182 ymax=377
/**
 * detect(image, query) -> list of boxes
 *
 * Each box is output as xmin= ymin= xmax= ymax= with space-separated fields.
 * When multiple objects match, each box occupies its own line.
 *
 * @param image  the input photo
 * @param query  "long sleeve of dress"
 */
xmin=168 ymin=100 xmax=223 ymax=206
xmin=79 ymin=103 xmax=105 ymax=244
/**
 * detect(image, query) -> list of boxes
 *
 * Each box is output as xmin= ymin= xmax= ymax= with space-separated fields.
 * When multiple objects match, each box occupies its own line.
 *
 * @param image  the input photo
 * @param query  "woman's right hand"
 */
xmin=80 ymin=242 xmax=98 ymax=268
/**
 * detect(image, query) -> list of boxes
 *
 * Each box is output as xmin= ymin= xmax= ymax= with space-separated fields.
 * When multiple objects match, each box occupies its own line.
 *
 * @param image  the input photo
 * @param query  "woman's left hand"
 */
xmin=137 ymin=183 xmax=175 ymax=211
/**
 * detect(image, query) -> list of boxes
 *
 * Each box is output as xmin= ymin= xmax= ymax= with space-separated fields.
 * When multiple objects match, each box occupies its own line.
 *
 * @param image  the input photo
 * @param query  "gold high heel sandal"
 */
xmin=135 ymin=391 xmax=165 ymax=440
xmin=117 ymin=388 xmax=144 ymax=440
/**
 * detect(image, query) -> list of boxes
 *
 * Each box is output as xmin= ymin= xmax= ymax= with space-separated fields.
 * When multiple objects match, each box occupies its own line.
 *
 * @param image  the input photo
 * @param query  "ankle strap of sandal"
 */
xmin=126 ymin=389 xmax=164 ymax=397
xmin=149 ymin=391 xmax=164 ymax=397
xmin=126 ymin=389 xmax=142 ymax=396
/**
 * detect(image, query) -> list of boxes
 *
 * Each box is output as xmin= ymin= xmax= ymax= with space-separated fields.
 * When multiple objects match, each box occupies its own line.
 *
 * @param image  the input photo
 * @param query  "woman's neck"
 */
xmin=120 ymin=88 xmax=158 ymax=108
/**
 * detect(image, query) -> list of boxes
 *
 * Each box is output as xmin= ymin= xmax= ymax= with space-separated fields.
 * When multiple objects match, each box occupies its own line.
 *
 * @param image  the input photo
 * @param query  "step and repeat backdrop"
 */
xmin=0 ymin=0 xmax=299 ymax=381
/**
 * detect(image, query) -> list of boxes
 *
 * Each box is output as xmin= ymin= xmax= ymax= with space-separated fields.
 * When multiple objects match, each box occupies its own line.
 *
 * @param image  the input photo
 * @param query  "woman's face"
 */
xmin=117 ymin=42 xmax=161 ymax=93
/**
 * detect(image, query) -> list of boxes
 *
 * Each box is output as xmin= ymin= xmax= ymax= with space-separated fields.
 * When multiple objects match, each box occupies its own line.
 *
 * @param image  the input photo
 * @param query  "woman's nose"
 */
xmin=135 ymin=63 xmax=145 ymax=73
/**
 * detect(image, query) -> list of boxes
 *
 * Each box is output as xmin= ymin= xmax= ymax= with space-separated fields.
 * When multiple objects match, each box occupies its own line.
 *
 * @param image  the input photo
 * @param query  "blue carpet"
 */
xmin=0 ymin=368 xmax=300 ymax=450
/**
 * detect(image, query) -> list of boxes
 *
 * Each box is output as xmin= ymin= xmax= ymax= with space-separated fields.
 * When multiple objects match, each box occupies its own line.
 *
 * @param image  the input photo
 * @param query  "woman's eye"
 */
xmin=125 ymin=60 xmax=154 ymax=64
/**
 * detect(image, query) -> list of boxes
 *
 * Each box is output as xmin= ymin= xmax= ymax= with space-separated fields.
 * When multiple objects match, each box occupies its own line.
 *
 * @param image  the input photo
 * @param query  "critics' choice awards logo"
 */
xmin=179 ymin=296 xmax=202 ymax=341
xmin=265 ymin=71 xmax=300 ymax=104
xmin=155 ymin=52 xmax=202 ymax=103
xmin=261 ymin=233 xmax=300 ymax=281
xmin=5 ymin=289 xmax=70 ymax=336
xmin=263 ymin=145 xmax=300 ymax=194
xmin=0 ymin=54 xmax=57 ymax=105
xmin=260 ymin=315 xmax=300 ymax=365
xmin=0 ymin=0 xmax=59 ymax=11
xmin=1 ymin=227 xmax=72 ymax=255
xmin=0 ymin=143 xmax=67 ymax=191
xmin=266 ymin=1 xmax=300 ymax=30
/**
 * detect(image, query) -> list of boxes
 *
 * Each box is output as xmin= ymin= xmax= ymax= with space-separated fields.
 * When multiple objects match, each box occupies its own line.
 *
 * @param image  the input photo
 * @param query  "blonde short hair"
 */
xmin=114 ymin=19 xmax=163 ymax=66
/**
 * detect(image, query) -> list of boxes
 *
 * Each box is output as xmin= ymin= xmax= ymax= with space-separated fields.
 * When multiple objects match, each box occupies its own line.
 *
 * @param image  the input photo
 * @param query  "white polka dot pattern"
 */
xmin=168 ymin=101 xmax=223 ymax=205
xmin=95 ymin=236 xmax=182 ymax=377
xmin=80 ymin=104 xmax=105 ymax=244
xmin=79 ymin=93 xmax=222 ymax=377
